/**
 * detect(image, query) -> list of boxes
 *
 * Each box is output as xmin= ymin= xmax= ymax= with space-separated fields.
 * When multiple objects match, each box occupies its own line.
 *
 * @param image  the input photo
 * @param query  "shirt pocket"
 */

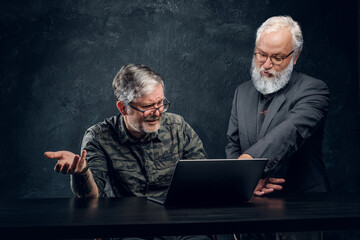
xmin=154 ymin=152 xmax=179 ymax=170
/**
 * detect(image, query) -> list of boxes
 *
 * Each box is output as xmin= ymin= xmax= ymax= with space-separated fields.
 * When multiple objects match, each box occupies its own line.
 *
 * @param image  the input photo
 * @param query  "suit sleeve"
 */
xmin=244 ymin=79 xmax=329 ymax=171
xmin=225 ymin=86 xmax=242 ymax=159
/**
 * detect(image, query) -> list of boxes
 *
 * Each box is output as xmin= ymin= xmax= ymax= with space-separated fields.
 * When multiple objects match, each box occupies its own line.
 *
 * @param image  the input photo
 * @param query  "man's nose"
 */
xmin=152 ymin=108 xmax=161 ymax=117
xmin=263 ymin=57 xmax=273 ymax=69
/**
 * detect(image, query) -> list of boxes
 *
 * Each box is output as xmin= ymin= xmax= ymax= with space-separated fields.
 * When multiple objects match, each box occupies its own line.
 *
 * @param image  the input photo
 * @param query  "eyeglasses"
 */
xmin=128 ymin=98 xmax=170 ymax=118
xmin=254 ymin=50 xmax=295 ymax=66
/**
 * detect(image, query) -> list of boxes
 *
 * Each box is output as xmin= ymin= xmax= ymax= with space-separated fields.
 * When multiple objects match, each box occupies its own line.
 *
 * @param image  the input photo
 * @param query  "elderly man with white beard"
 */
xmin=226 ymin=16 xmax=331 ymax=197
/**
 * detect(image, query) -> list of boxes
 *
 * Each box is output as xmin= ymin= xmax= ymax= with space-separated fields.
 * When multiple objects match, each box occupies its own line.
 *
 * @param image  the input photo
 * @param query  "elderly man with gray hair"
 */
xmin=226 ymin=15 xmax=330 ymax=239
xmin=45 ymin=64 xmax=213 ymax=240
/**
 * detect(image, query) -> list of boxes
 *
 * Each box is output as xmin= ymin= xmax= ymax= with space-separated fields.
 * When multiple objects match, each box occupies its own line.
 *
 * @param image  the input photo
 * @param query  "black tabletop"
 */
xmin=1 ymin=193 xmax=360 ymax=239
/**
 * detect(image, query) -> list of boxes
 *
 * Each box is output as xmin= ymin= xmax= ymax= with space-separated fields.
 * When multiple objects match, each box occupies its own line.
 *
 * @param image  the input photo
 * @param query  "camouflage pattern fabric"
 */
xmin=80 ymin=112 xmax=207 ymax=197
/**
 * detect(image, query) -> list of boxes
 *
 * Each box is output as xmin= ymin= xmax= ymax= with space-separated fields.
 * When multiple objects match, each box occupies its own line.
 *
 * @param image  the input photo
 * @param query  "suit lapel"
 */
xmin=244 ymin=87 xmax=260 ymax=145
xmin=258 ymin=92 xmax=286 ymax=139
xmin=257 ymin=72 xmax=300 ymax=139
xmin=255 ymin=71 xmax=299 ymax=139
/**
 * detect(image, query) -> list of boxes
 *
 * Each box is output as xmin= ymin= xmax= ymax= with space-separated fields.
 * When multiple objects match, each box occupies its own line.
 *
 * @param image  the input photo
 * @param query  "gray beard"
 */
xmin=251 ymin=58 xmax=294 ymax=95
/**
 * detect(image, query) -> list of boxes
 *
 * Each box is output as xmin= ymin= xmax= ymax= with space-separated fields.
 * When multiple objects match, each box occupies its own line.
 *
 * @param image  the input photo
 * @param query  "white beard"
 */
xmin=251 ymin=58 xmax=294 ymax=95
xmin=127 ymin=115 xmax=161 ymax=135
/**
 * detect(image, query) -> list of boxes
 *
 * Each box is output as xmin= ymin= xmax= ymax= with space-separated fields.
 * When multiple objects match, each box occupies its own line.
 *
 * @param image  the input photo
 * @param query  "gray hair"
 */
xmin=256 ymin=16 xmax=303 ymax=52
xmin=112 ymin=64 xmax=164 ymax=104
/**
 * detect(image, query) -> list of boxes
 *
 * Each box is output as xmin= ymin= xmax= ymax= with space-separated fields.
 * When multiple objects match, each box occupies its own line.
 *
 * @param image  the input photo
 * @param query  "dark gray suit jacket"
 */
xmin=226 ymin=71 xmax=330 ymax=193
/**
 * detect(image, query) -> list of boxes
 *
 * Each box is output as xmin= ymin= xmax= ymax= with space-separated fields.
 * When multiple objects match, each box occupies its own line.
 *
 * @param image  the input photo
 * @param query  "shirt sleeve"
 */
xmin=81 ymin=128 xmax=115 ymax=197
xmin=181 ymin=119 xmax=208 ymax=159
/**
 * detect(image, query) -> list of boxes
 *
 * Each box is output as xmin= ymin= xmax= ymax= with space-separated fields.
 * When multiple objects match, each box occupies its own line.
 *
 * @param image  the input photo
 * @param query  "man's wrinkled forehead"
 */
xmin=256 ymin=29 xmax=293 ymax=52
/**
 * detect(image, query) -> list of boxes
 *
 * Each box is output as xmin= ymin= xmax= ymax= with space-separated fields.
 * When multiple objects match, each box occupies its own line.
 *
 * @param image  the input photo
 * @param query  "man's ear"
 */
xmin=293 ymin=50 xmax=301 ymax=65
xmin=116 ymin=101 xmax=128 ymax=115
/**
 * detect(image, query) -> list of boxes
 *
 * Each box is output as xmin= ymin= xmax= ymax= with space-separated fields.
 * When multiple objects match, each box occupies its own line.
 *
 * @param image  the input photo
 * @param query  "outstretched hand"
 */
xmin=253 ymin=177 xmax=285 ymax=196
xmin=44 ymin=150 xmax=88 ymax=175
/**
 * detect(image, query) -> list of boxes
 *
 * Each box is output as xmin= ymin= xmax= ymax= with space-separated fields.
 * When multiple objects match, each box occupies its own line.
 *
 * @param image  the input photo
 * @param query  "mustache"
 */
xmin=145 ymin=116 xmax=160 ymax=121
xmin=259 ymin=66 xmax=277 ymax=76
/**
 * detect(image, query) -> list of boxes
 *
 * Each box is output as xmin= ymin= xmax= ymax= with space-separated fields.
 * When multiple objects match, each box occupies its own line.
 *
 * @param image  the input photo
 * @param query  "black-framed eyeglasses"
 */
xmin=254 ymin=50 xmax=295 ymax=66
xmin=128 ymin=98 xmax=170 ymax=118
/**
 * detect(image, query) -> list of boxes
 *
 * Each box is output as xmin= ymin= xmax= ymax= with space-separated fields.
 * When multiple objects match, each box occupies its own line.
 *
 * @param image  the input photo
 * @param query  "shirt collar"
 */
xmin=260 ymin=93 xmax=274 ymax=101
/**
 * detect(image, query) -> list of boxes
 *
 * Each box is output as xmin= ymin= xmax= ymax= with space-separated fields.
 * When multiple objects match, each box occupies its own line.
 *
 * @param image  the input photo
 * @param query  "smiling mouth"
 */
xmin=145 ymin=118 xmax=160 ymax=123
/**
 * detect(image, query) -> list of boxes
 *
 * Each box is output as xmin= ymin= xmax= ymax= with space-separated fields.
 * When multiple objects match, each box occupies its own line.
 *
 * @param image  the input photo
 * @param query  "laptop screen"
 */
xmin=148 ymin=158 xmax=267 ymax=206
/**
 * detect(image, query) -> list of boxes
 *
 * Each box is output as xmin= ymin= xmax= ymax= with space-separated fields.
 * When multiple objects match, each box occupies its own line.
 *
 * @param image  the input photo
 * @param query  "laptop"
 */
xmin=147 ymin=158 xmax=267 ymax=207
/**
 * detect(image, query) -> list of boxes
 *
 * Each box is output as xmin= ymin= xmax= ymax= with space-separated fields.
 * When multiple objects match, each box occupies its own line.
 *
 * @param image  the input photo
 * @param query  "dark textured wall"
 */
xmin=0 ymin=0 xmax=359 ymax=198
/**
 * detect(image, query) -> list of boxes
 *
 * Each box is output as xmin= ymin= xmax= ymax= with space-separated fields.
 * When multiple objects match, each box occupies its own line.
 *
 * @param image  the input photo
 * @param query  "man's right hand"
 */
xmin=44 ymin=150 xmax=88 ymax=175
xmin=253 ymin=177 xmax=285 ymax=196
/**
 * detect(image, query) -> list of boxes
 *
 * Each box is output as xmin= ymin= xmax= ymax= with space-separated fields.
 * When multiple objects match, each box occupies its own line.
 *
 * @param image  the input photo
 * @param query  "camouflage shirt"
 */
xmin=80 ymin=112 xmax=207 ymax=197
